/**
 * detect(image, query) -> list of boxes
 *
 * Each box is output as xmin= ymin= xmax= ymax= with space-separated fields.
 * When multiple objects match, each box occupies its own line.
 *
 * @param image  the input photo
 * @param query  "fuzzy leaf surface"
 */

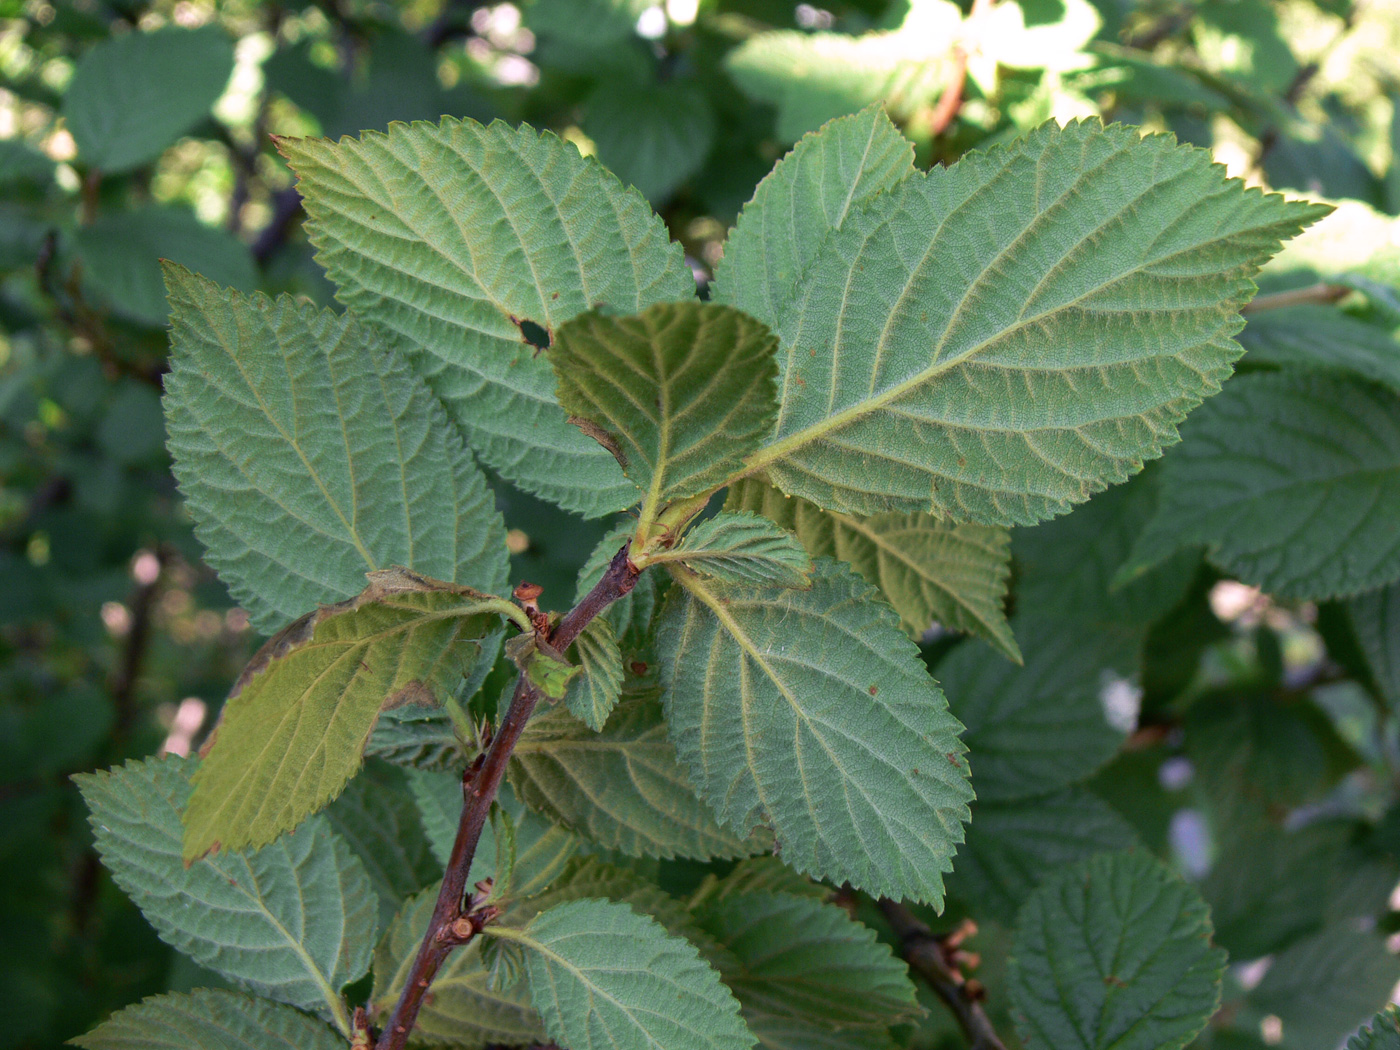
xmin=731 ymin=119 xmax=1324 ymax=523
xmin=711 ymin=105 xmax=914 ymax=338
xmin=281 ymin=118 xmax=695 ymax=516
xmin=697 ymin=891 xmax=920 ymax=1039
xmin=183 ymin=570 xmax=500 ymax=860
xmin=500 ymin=898 xmax=756 ymax=1050
xmin=1008 ymin=851 xmax=1226 ymax=1050
xmin=661 ymin=511 xmax=813 ymax=587
xmin=372 ymin=887 xmax=544 ymax=1047
xmin=551 ymin=301 xmax=778 ymax=510
xmin=1124 ymin=371 xmax=1400 ymax=599
xmin=564 ymin=617 xmax=624 ymax=730
xmin=163 ymin=266 xmax=508 ymax=633
xmin=509 ymin=691 xmax=760 ymax=859
xmin=75 ymin=756 xmax=375 ymax=1016
xmin=727 ymin=477 xmax=1016 ymax=657
xmin=70 ymin=989 xmax=344 ymax=1050
xmin=656 ymin=558 xmax=973 ymax=903
xmin=64 ymin=26 xmax=234 ymax=172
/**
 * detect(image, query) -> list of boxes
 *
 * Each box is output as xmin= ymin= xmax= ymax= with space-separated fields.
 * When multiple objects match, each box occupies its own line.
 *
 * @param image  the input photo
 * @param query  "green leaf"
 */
xmin=656 ymin=558 xmax=973 ymax=904
xmin=690 ymin=857 xmax=830 ymax=906
xmin=584 ymin=78 xmax=716 ymax=203
xmin=323 ymin=760 xmax=440 ymax=928
xmin=1008 ymin=851 xmax=1226 ymax=1050
xmin=75 ymin=756 xmax=376 ymax=1025
xmin=658 ymin=511 xmax=813 ymax=587
xmin=1247 ymin=924 xmax=1400 ymax=1050
xmin=79 ymin=209 xmax=256 ymax=327
xmin=0 ymin=139 xmax=55 ymax=187
xmin=564 ymin=617 xmax=623 ymax=730
xmin=70 ymin=989 xmax=344 ymax=1050
xmin=697 ymin=892 xmax=920 ymax=1041
xmin=163 ymin=266 xmax=509 ymax=633
xmin=372 ymin=886 xmax=546 ymax=1047
xmin=365 ymin=705 xmax=463 ymax=772
xmin=943 ymin=788 xmax=1139 ymax=926
xmin=1349 ymin=1007 xmax=1400 ymax=1050
xmin=494 ymin=898 xmax=756 ymax=1050
xmin=551 ymin=301 xmax=778 ymax=514
xmin=1239 ymin=305 xmax=1400 ymax=392
xmin=730 ymin=118 xmax=1325 ymax=523
xmin=183 ymin=569 xmax=502 ymax=861
xmin=1352 ymin=583 xmax=1400 ymax=712
xmin=1123 ymin=371 xmax=1400 ymax=600
xmin=280 ymin=118 xmax=695 ymax=517
xmin=1016 ymin=468 xmax=1198 ymax=673
xmin=712 ymin=105 xmax=913 ymax=344
xmin=63 ymin=25 xmax=234 ymax=172
xmin=935 ymin=624 xmax=1128 ymax=802
xmin=727 ymin=477 xmax=1016 ymax=658
xmin=509 ymin=690 xmax=761 ymax=859
xmin=508 ymin=634 xmax=581 ymax=700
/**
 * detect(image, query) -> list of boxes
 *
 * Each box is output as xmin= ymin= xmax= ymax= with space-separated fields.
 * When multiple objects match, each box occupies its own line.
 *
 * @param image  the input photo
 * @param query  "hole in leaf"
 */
xmin=517 ymin=318 xmax=551 ymax=350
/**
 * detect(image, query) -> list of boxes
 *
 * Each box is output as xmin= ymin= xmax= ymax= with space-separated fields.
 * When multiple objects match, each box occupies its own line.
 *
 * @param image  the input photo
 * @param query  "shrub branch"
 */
xmin=372 ymin=542 xmax=640 ymax=1050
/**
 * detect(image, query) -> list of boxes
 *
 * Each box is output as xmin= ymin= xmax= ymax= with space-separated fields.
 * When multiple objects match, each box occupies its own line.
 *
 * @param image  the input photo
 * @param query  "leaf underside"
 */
xmin=183 ymin=569 xmax=498 ymax=860
xmin=70 ymin=989 xmax=344 ymax=1050
xmin=75 ymin=756 xmax=376 ymax=1014
xmin=281 ymin=117 xmax=695 ymax=516
xmin=667 ymin=510 xmax=814 ymax=588
xmin=163 ymin=265 xmax=508 ymax=633
xmin=656 ymin=558 xmax=973 ymax=904
xmin=721 ymin=115 xmax=1326 ymax=524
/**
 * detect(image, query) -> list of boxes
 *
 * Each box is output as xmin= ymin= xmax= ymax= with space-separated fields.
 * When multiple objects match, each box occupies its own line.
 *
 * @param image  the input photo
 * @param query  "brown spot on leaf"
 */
xmin=869 ymin=685 xmax=878 ymax=695
xmin=629 ymin=661 xmax=649 ymax=676
xmin=568 ymin=416 xmax=628 ymax=469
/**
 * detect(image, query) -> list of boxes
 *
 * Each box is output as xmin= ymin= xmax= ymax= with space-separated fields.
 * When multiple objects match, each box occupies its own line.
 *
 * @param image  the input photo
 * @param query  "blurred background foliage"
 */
xmin=2 ymin=0 xmax=1400 ymax=1047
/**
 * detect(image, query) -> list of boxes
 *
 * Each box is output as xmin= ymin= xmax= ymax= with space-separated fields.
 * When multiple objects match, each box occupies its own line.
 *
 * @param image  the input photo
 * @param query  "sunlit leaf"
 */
xmin=281 ymin=118 xmax=695 ymax=516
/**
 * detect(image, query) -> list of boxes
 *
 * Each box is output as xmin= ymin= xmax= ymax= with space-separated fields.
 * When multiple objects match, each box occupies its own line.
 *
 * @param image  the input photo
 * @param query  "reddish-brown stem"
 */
xmin=918 ymin=0 xmax=995 ymax=139
xmin=372 ymin=543 xmax=639 ymax=1050
xmin=1241 ymin=282 xmax=1350 ymax=314
xmin=878 ymin=900 xmax=1008 ymax=1050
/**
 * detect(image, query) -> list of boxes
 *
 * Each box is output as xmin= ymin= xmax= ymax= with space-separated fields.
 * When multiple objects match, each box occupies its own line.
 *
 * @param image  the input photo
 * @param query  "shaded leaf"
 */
xmin=1349 ymin=1007 xmax=1400 ymax=1050
xmin=552 ymin=302 xmax=778 ymax=513
xmin=936 ymin=624 xmax=1128 ymax=802
xmin=164 ymin=266 xmax=508 ymax=633
xmin=1350 ymin=582 xmax=1400 ymax=712
xmin=733 ymin=119 xmax=1325 ymax=523
xmin=509 ymin=690 xmax=760 ymax=859
xmin=1123 ymin=371 xmax=1400 ymax=600
xmin=496 ymin=898 xmax=756 ymax=1050
xmin=1239 ymin=305 xmax=1400 ymax=392
xmin=564 ymin=617 xmax=623 ymax=730
xmin=1008 ymin=851 xmax=1226 ymax=1050
xmin=697 ymin=892 xmax=920 ymax=1040
xmin=660 ymin=511 xmax=813 ymax=587
xmin=183 ymin=569 xmax=501 ymax=860
xmin=70 ymin=989 xmax=343 ymax=1050
xmin=584 ymin=78 xmax=716 ymax=203
xmin=64 ymin=26 xmax=234 ymax=172
xmin=324 ymin=760 xmax=441 ymax=928
xmin=943 ymin=788 xmax=1139 ymax=926
xmin=75 ymin=756 xmax=376 ymax=1018
xmin=727 ymin=477 xmax=1016 ymax=657
xmin=656 ymin=558 xmax=973 ymax=904
xmin=281 ymin=118 xmax=695 ymax=516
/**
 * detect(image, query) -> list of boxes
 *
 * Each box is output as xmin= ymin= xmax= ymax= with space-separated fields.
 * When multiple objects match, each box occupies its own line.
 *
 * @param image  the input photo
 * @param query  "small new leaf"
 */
xmin=494 ymin=898 xmax=757 ymax=1050
xmin=657 ymin=511 xmax=813 ymax=587
xmin=656 ymin=558 xmax=973 ymax=904
xmin=565 ymin=617 xmax=624 ymax=729
xmin=183 ymin=569 xmax=501 ymax=861
xmin=1008 ymin=851 xmax=1226 ymax=1050
xmin=551 ymin=301 xmax=780 ymax=517
xmin=507 ymin=633 xmax=581 ymax=700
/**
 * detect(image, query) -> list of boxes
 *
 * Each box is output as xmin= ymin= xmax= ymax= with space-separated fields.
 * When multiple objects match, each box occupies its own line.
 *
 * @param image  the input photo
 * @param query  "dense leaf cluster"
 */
xmin=5 ymin=3 xmax=1400 ymax=1050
